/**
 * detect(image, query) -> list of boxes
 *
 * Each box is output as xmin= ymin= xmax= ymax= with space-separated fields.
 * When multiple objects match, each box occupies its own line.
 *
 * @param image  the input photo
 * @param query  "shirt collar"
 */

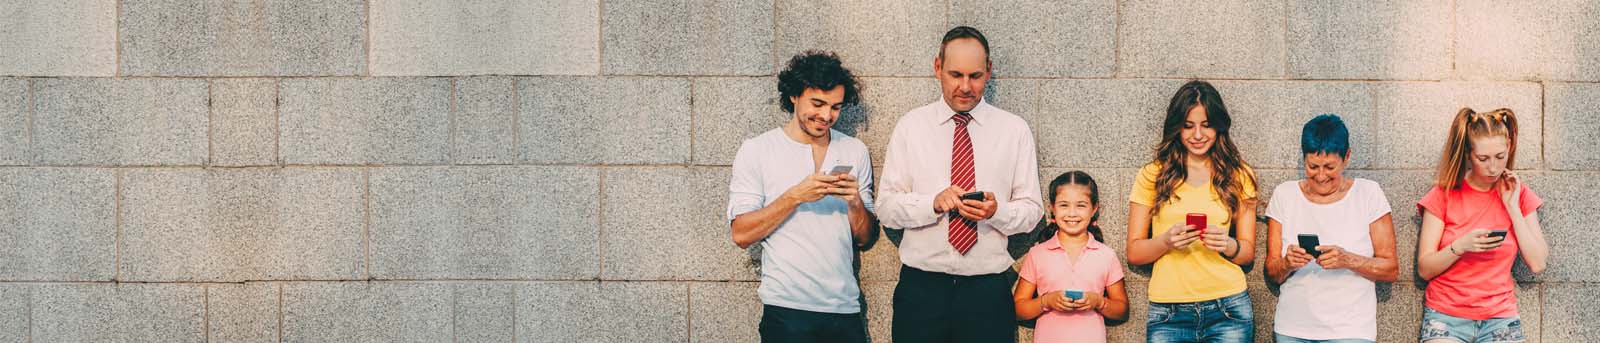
xmin=936 ymin=97 xmax=988 ymax=126
xmin=1042 ymin=235 xmax=1106 ymax=252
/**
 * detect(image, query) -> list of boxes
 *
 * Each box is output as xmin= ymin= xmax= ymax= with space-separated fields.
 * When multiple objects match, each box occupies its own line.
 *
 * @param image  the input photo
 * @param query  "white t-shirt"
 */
xmin=1266 ymin=178 xmax=1391 ymax=341
xmin=726 ymin=128 xmax=874 ymax=314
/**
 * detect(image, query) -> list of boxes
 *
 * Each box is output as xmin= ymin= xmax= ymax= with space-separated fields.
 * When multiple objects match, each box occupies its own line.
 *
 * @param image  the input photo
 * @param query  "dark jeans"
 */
xmin=758 ymin=305 xmax=869 ymax=343
xmin=891 ymin=265 xmax=1016 ymax=343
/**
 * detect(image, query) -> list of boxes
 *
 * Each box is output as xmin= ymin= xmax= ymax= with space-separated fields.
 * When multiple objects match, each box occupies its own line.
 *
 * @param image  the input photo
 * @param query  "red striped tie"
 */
xmin=949 ymin=112 xmax=977 ymax=255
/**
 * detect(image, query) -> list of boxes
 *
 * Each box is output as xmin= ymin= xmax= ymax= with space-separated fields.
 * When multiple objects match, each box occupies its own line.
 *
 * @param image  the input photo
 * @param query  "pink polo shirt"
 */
xmin=1017 ymin=237 xmax=1125 ymax=343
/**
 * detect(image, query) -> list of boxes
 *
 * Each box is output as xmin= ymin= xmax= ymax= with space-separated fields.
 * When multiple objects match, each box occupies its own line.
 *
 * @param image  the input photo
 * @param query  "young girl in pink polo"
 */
xmin=1013 ymin=171 xmax=1129 ymax=343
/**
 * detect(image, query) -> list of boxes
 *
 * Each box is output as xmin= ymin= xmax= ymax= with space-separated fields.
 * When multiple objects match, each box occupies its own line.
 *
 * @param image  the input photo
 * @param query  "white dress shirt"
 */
xmin=877 ymin=98 xmax=1043 ymax=276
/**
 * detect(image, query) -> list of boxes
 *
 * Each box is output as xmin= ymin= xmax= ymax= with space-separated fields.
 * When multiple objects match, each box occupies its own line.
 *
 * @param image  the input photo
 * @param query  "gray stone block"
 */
xmin=120 ymin=168 xmax=365 ymax=282
xmin=1214 ymin=81 xmax=1376 ymax=169
xmin=208 ymin=283 xmax=279 ymax=343
xmin=690 ymin=282 xmax=761 ymax=343
xmin=369 ymin=166 xmax=601 ymax=280
xmin=0 ymin=285 xmax=23 ymax=343
xmin=1516 ymin=283 xmax=1542 ymax=342
xmin=0 ymin=168 xmax=116 ymax=281
xmin=279 ymin=78 xmax=452 ymax=165
xmin=860 ymin=231 xmax=902 ymax=282
xmin=1519 ymin=172 xmax=1600 ymax=282
xmin=604 ymin=0 xmax=772 ymax=76
xmin=0 ymin=79 xmax=24 ymax=165
xmin=31 ymin=283 xmax=206 ymax=342
xmin=281 ymin=282 xmax=453 ymax=343
xmin=1367 ymin=82 xmax=1544 ymax=169
xmin=212 ymin=79 xmax=279 ymax=166
xmin=31 ymin=78 xmax=208 ymax=166
xmin=1457 ymin=0 xmax=1600 ymax=81
xmin=369 ymin=0 xmax=599 ymax=76
xmin=1546 ymin=83 xmax=1600 ymax=170
xmin=518 ymin=281 xmax=688 ymax=343
xmin=1344 ymin=170 xmax=1436 ymax=284
xmin=119 ymin=0 xmax=364 ymax=76
xmin=1545 ymin=283 xmax=1600 ymax=341
xmin=861 ymin=281 xmax=894 ymax=343
xmin=691 ymin=77 xmax=786 ymax=166
xmin=774 ymin=0 xmax=946 ymax=77
xmin=1287 ymin=0 xmax=1451 ymax=80
xmin=454 ymin=283 xmax=515 ymax=343
xmin=1037 ymin=79 xmax=1183 ymax=168
xmin=0 ymin=0 xmax=117 ymax=76
xmin=517 ymin=77 xmax=691 ymax=164
xmin=1105 ymin=281 xmax=1147 ymax=343
xmin=950 ymin=0 xmax=1116 ymax=78
xmin=1121 ymin=0 xmax=1286 ymax=78
xmin=601 ymin=167 xmax=756 ymax=280
xmin=454 ymin=77 xmax=517 ymax=165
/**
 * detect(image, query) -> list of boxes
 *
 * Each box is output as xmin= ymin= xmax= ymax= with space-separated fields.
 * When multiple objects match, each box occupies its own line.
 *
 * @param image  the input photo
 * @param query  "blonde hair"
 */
xmin=1435 ymin=108 xmax=1518 ymax=189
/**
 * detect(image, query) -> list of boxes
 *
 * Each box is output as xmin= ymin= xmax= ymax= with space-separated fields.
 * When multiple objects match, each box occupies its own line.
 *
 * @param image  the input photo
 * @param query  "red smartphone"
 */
xmin=1186 ymin=213 xmax=1207 ymax=233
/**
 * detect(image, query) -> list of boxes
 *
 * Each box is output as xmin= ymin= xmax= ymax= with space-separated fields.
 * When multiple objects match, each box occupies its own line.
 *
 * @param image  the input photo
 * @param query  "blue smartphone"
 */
xmin=1063 ymin=289 xmax=1084 ymax=301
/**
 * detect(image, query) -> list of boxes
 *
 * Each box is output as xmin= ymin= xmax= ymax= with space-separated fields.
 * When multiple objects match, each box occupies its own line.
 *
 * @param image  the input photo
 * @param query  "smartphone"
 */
xmin=1062 ymin=289 xmax=1084 ymax=301
xmin=1186 ymin=213 xmax=1207 ymax=233
xmin=1297 ymin=234 xmax=1322 ymax=258
xmin=960 ymin=191 xmax=985 ymax=202
xmin=828 ymin=165 xmax=853 ymax=176
xmin=1487 ymin=229 xmax=1509 ymax=239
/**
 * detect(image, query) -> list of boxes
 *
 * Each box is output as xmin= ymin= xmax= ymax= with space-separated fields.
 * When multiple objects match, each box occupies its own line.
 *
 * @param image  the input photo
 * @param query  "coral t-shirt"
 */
xmin=1417 ymin=182 xmax=1542 ymax=320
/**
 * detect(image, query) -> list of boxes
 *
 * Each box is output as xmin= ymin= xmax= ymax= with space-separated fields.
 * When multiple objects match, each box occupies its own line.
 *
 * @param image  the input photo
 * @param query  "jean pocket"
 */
xmin=1146 ymin=304 xmax=1173 ymax=325
xmin=1218 ymin=293 xmax=1254 ymax=322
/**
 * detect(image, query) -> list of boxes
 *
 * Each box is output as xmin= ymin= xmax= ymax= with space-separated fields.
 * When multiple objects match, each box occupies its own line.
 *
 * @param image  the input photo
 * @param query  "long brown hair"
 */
xmin=1151 ymin=81 xmax=1256 ymax=224
xmin=1435 ymin=108 xmax=1518 ymax=189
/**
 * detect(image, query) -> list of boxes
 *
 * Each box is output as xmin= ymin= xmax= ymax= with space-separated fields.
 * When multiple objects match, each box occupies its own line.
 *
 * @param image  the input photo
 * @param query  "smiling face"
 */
xmin=1050 ymin=184 xmax=1098 ymax=237
xmin=935 ymin=38 xmax=990 ymax=113
xmin=1181 ymin=105 xmax=1217 ymax=158
xmin=1468 ymin=136 xmax=1510 ymax=182
xmin=1302 ymin=152 xmax=1349 ymax=195
xmin=788 ymin=86 xmax=846 ymax=139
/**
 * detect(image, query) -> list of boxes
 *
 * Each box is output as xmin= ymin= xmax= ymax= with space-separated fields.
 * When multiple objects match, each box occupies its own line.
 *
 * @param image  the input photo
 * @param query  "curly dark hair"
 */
xmin=777 ymin=51 xmax=861 ymax=113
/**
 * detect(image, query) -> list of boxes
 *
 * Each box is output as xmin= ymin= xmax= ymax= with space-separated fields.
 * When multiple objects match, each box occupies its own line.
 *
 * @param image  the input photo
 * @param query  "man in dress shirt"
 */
xmin=728 ymin=51 xmax=878 ymax=343
xmin=877 ymin=26 xmax=1043 ymax=342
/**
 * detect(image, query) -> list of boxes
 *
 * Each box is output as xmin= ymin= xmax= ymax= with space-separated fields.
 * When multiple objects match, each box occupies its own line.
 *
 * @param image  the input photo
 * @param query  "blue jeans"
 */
xmin=1418 ymin=306 xmax=1525 ymax=343
xmin=1146 ymin=291 xmax=1254 ymax=343
xmin=1273 ymin=333 xmax=1374 ymax=343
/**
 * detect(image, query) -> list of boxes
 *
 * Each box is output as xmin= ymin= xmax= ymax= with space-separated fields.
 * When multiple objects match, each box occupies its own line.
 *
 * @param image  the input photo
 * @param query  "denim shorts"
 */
xmin=1418 ymin=306 xmax=1525 ymax=343
xmin=1146 ymin=291 xmax=1254 ymax=343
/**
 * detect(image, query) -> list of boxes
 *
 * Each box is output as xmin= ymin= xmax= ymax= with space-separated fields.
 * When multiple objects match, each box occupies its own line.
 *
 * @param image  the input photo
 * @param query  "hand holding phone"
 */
xmin=1186 ymin=213 xmax=1207 ymax=233
xmin=960 ymin=191 xmax=985 ymax=202
xmin=1297 ymin=234 xmax=1321 ymax=258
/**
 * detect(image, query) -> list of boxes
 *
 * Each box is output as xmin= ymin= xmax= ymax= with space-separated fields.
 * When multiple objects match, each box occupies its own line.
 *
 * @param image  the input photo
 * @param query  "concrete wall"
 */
xmin=1 ymin=0 xmax=1598 ymax=342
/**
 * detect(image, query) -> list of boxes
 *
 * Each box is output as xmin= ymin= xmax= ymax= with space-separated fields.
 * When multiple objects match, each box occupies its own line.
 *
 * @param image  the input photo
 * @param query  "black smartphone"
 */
xmin=1297 ymin=234 xmax=1321 ymax=258
xmin=960 ymin=191 xmax=985 ymax=202
xmin=1487 ymin=229 xmax=1509 ymax=239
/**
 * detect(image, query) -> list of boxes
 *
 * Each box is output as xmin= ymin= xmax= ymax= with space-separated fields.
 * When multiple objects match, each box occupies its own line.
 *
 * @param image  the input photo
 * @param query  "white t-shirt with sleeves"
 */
xmin=1266 ymin=178 xmax=1391 ymax=341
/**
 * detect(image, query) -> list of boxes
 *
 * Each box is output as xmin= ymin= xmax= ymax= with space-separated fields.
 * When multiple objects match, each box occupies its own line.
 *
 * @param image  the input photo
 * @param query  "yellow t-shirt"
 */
xmin=1129 ymin=162 xmax=1257 ymax=303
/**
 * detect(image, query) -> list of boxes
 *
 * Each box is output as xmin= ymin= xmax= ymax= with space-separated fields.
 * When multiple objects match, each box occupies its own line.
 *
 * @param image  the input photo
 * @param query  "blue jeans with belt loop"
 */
xmin=1145 ymin=290 xmax=1254 ymax=343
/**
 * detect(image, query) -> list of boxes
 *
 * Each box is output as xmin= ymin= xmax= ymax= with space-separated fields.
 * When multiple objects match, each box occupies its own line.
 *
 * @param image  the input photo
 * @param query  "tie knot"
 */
xmin=952 ymin=112 xmax=972 ymax=126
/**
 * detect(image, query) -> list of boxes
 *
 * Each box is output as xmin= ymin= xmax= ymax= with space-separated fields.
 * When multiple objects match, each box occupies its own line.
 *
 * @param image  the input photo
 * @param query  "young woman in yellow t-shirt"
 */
xmin=1125 ymin=80 xmax=1259 ymax=343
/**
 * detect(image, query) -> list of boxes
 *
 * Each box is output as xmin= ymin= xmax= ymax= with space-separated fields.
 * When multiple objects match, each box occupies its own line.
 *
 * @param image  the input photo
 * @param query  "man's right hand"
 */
xmin=781 ymin=174 xmax=841 ymax=204
xmin=933 ymin=185 xmax=966 ymax=214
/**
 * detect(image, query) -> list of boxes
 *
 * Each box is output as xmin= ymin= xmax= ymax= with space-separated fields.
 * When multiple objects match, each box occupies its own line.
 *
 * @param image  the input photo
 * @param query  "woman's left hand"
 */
xmin=1315 ymin=245 xmax=1361 ymax=270
xmin=1201 ymin=224 xmax=1234 ymax=254
xmin=1499 ymin=172 xmax=1523 ymax=216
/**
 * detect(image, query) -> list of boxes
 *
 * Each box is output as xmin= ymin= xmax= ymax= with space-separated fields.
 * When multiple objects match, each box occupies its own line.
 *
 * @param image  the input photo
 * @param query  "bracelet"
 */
xmin=1447 ymin=244 xmax=1461 ymax=256
xmin=1222 ymin=237 xmax=1240 ymax=259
